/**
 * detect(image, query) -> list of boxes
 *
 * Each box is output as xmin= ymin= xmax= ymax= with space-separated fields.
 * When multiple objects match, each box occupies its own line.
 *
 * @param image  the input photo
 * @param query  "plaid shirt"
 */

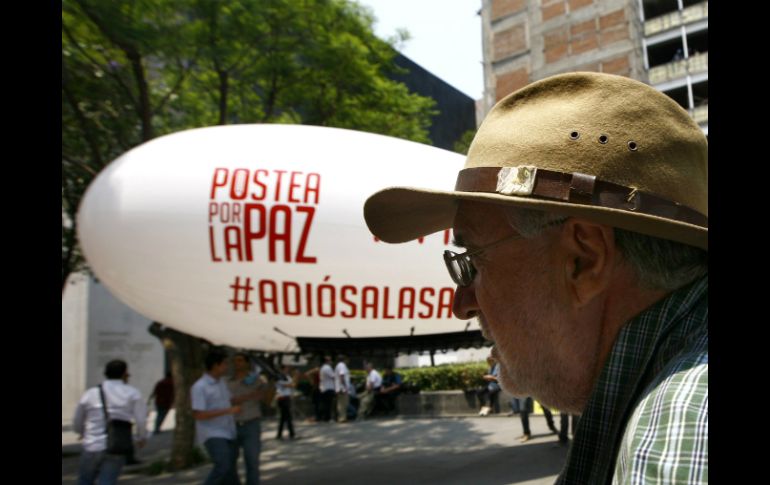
xmin=557 ymin=275 xmax=708 ymax=485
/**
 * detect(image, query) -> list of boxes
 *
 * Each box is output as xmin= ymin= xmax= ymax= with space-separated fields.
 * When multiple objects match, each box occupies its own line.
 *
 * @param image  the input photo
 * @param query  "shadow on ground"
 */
xmin=63 ymin=416 xmax=567 ymax=485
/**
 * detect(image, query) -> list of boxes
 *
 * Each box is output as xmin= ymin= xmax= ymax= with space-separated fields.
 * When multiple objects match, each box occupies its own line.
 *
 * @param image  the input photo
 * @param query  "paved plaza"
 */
xmin=63 ymin=412 xmax=568 ymax=484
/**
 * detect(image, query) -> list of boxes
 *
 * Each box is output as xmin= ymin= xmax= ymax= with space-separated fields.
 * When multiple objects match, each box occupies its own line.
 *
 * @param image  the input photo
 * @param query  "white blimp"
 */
xmin=77 ymin=124 xmax=477 ymax=352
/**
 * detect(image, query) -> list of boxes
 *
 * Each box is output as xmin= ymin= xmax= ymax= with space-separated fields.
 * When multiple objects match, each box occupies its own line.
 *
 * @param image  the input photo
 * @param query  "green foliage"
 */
xmin=399 ymin=362 xmax=488 ymax=391
xmin=62 ymin=0 xmax=200 ymax=288
xmin=350 ymin=369 xmax=367 ymax=383
xmin=145 ymin=460 xmax=168 ymax=476
xmin=452 ymin=128 xmax=477 ymax=155
xmin=61 ymin=0 xmax=437 ymax=286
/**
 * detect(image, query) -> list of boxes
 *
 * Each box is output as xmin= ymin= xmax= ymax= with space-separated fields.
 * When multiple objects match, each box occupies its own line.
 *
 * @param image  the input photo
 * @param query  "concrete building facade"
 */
xmin=391 ymin=53 xmax=478 ymax=150
xmin=480 ymin=0 xmax=707 ymax=133
xmin=62 ymin=273 xmax=164 ymax=426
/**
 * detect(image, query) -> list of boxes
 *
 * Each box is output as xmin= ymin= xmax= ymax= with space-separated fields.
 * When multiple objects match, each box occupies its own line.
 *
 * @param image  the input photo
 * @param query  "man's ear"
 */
xmin=558 ymin=218 xmax=616 ymax=307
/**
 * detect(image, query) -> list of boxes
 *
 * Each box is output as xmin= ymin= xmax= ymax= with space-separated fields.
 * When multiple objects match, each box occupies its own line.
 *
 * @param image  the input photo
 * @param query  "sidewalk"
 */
xmin=62 ymin=413 xmax=569 ymax=484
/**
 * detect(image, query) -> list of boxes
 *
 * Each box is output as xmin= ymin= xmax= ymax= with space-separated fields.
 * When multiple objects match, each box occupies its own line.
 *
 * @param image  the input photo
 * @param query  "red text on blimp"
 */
xmin=209 ymin=168 xmax=320 ymax=263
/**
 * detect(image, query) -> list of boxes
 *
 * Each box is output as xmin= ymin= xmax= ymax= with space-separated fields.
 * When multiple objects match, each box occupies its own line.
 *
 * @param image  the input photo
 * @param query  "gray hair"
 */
xmin=503 ymin=207 xmax=708 ymax=291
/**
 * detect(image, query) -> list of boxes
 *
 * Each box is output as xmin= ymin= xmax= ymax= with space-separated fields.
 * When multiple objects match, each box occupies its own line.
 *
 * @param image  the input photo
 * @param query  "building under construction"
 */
xmin=480 ymin=0 xmax=707 ymax=134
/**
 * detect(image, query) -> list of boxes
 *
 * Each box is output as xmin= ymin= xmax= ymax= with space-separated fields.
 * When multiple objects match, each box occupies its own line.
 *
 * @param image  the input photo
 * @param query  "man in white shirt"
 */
xmin=361 ymin=362 xmax=382 ymax=418
xmin=318 ymin=355 xmax=336 ymax=422
xmin=334 ymin=355 xmax=351 ymax=423
xmin=73 ymin=359 xmax=148 ymax=485
xmin=365 ymin=363 xmax=383 ymax=392
xmin=191 ymin=349 xmax=242 ymax=485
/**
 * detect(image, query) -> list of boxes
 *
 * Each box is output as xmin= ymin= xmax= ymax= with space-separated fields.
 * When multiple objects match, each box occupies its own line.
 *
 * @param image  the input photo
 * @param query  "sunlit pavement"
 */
xmin=62 ymin=413 xmax=568 ymax=484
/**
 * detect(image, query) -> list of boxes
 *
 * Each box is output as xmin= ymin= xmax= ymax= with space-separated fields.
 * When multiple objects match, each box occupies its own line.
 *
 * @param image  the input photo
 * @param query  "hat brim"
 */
xmin=364 ymin=186 xmax=708 ymax=250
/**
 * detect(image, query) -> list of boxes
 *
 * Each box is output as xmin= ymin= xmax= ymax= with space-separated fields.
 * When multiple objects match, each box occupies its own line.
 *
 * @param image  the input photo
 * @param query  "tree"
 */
xmin=62 ymin=0 xmax=198 ymax=291
xmin=149 ymin=324 xmax=206 ymax=470
xmin=62 ymin=0 xmax=436 ymax=288
xmin=63 ymin=0 xmax=437 ymax=470
xmin=453 ymin=128 xmax=477 ymax=155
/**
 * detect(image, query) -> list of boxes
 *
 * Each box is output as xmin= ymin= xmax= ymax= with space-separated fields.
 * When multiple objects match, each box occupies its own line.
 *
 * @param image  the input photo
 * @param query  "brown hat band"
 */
xmin=455 ymin=167 xmax=708 ymax=228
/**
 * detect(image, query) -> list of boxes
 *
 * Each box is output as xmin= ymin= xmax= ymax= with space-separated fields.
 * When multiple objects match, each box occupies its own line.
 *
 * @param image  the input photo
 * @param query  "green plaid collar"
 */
xmin=557 ymin=274 xmax=708 ymax=485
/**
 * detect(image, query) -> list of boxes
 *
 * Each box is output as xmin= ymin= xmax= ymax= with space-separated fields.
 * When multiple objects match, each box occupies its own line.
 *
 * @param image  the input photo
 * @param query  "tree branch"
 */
xmin=154 ymin=57 xmax=195 ymax=115
xmin=62 ymin=155 xmax=99 ymax=178
xmin=62 ymin=80 xmax=105 ymax=169
xmin=74 ymin=0 xmax=153 ymax=141
xmin=62 ymin=19 xmax=139 ymax=109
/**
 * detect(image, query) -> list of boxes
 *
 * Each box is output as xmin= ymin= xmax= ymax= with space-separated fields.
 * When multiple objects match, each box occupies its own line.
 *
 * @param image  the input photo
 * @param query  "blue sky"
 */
xmin=356 ymin=0 xmax=484 ymax=100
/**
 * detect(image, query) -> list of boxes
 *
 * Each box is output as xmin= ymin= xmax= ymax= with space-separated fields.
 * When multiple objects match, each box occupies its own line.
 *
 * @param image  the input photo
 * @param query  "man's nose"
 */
xmin=452 ymin=283 xmax=479 ymax=320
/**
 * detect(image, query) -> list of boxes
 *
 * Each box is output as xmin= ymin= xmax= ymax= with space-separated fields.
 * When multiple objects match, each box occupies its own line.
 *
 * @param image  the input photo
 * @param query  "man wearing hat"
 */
xmin=364 ymin=72 xmax=707 ymax=484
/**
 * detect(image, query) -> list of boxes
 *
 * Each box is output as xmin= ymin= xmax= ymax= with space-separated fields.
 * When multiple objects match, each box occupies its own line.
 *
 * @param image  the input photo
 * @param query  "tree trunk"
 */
xmin=149 ymin=323 xmax=205 ymax=470
xmin=217 ymin=70 xmax=229 ymax=125
xmin=262 ymin=70 xmax=279 ymax=122
xmin=126 ymin=49 xmax=154 ymax=142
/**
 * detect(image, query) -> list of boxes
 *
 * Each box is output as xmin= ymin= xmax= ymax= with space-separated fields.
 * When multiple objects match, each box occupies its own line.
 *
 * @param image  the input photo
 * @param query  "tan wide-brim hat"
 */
xmin=364 ymin=72 xmax=708 ymax=250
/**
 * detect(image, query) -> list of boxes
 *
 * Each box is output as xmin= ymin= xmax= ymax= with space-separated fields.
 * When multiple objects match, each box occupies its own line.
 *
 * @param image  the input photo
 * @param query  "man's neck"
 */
xmin=597 ymin=272 xmax=669 ymax=378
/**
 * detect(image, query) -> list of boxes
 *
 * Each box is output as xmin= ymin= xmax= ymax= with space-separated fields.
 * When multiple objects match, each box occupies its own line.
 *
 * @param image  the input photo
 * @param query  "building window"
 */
xmin=692 ymin=80 xmax=707 ymax=108
xmin=686 ymin=29 xmax=707 ymax=57
xmin=641 ymin=0 xmax=680 ymax=20
xmin=662 ymin=85 xmax=689 ymax=110
xmin=647 ymin=37 xmax=686 ymax=68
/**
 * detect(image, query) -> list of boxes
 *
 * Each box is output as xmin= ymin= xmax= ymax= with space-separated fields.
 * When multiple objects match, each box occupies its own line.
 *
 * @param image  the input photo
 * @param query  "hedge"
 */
xmin=349 ymin=362 xmax=490 ymax=392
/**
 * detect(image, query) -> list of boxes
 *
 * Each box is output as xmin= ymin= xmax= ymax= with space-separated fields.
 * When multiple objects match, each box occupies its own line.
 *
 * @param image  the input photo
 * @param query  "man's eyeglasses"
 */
xmin=443 ymin=218 xmax=566 ymax=287
xmin=443 ymin=234 xmax=523 ymax=287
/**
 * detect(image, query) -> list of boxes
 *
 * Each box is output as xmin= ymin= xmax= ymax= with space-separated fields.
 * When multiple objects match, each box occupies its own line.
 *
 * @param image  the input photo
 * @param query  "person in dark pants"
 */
xmin=558 ymin=413 xmax=580 ymax=445
xmin=275 ymin=366 xmax=296 ymax=439
xmin=375 ymin=366 xmax=402 ymax=416
xmin=302 ymin=362 xmax=322 ymax=422
xmin=516 ymin=397 xmax=560 ymax=442
xmin=318 ymin=355 xmax=336 ymax=422
xmin=476 ymin=357 xmax=501 ymax=416
xmin=148 ymin=371 xmax=174 ymax=434
xmin=310 ymin=369 xmax=322 ymax=422
xmin=346 ymin=378 xmax=361 ymax=421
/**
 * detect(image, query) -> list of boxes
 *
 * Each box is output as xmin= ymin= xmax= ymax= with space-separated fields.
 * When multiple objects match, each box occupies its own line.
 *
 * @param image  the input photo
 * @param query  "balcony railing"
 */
xmin=649 ymin=52 xmax=708 ymax=85
xmin=644 ymin=1 xmax=708 ymax=36
xmin=691 ymin=104 xmax=708 ymax=125
xmin=687 ymin=52 xmax=708 ymax=74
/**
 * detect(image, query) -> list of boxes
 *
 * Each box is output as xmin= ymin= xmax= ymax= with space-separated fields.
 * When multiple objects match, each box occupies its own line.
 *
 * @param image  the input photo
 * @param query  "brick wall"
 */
xmin=542 ymin=7 xmax=629 ymax=64
xmin=496 ymin=67 xmax=530 ymax=101
xmin=493 ymin=24 xmax=528 ymax=61
xmin=483 ymin=0 xmax=639 ymax=114
xmin=492 ymin=0 xmax=527 ymax=20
